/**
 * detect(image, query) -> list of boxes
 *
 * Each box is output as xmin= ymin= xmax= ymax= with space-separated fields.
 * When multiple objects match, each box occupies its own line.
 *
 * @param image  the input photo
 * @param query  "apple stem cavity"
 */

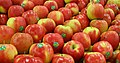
xmin=105 ymin=52 xmax=110 ymax=58
xmin=51 ymin=6 xmax=55 ymax=10
xmin=61 ymin=33 xmax=66 ymax=38
xmin=0 ymin=45 xmax=6 ymax=50
xmin=37 ymin=43 xmax=43 ymax=48
xmin=72 ymin=44 xmax=76 ymax=49
xmin=53 ymin=42 xmax=59 ymax=48
xmin=19 ymin=26 xmax=24 ymax=32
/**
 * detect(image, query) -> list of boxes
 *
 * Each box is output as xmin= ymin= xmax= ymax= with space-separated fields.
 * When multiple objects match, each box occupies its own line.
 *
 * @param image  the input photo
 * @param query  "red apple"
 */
xmin=77 ymin=0 xmax=86 ymax=11
xmin=0 ymin=44 xmax=18 ymax=63
xmin=100 ymin=31 xmax=119 ymax=50
xmin=104 ymin=8 xmax=115 ymax=20
xmin=103 ymin=13 xmax=112 ymax=26
xmin=52 ymin=53 xmax=75 ymax=63
xmin=7 ymin=17 xmax=27 ymax=32
xmin=83 ymin=52 xmax=106 ymax=63
xmin=29 ymin=0 xmax=45 ymax=5
xmin=37 ymin=18 xmax=56 ymax=33
xmin=115 ymin=14 xmax=120 ymax=20
xmin=54 ymin=25 xmax=73 ymax=42
xmin=43 ymin=33 xmax=64 ymax=53
xmin=25 ymin=24 xmax=46 ymax=43
xmin=64 ymin=0 xmax=77 ymax=3
xmin=111 ymin=19 xmax=120 ymax=25
xmin=72 ymin=32 xmax=91 ymax=50
xmin=22 ymin=10 xmax=39 ymax=25
xmin=11 ymin=0 xmax=24 ymax=5
xmin=29 ymin=43 xmax=54 ymax=63
xmin=0 ymin=14 xmax=8 ymax=25
xmin=62 ymin=40 xmax=84 ymax=61
xmin=90 ymin=0 xmax=105 ymax=6
xmin=108 ymin=25 xmax=120 ymax=35
xmin=81 ymin=7 xmax=87 ymax=15
xmin=47 ymin=11 xmax=64 ymax=25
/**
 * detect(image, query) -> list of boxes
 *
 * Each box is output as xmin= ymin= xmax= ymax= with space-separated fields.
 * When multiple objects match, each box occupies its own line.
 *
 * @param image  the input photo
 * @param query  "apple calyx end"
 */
xmin=53 ymin=42 xmax=59 ymax=48
xmin=19 ymin=26 xmax=24 ymax=32
xmin=37 ymin=43 xmax=43 ymax=48
xmin=51 ymin=6 xmax=55 ymax=10
xmin=0 ymin=45 xmax=6 ymax=51
xmin=61 ymin=33 xmax=66 ymax=38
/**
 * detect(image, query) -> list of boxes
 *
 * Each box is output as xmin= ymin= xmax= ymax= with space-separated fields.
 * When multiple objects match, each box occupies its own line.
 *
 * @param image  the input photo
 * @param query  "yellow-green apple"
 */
xmin=115 ymin=14 xmax=120 ymax=20
xmin=107 ymin=0 xmax=120 ymax=8
xmin=25 ymin=24 xmax=46 ymax=43
xmin=83 ymin=52 xmax=106 ymax=63
xmin=104 ymin=8 xmax=115 ymax=20
xmin=90 ymin=20 xmax=108 ymax=33
xmin=63 ymin=19 xmax=82 ymax=33
xmin=0 ymin=25 xmax=15 ymax=44
xmin=44 ymin=1 xmax=58 ymax=12
xmin=47 ymin=11 xmax=64 ymax=25
xmin=111 ymin=19 xmax=120 ymax=25
xmin=0 ymin=44 xmax=18 ymax=63
xmin=100 ymin=31 xmax=119 ymax=50
xmin=0 ymin=14 xmax=8 ymax=25
xmin=58 ymin=7 xmax=72 ymax=21
xmin=54 ymin=25 xmax=73 ymax=42
xmin=72 ymin=32 xmax=91 ymax=50
xmin=33 ymin=5 xmax=49 ymax=18
xmin=64 ymin=0 xmax=77 ymax=3
xmin=103 ymin=14 xmax=111 ymax=26
xmin=10 ymin=33 xmax=33 ymax=53
xmin=87 ymin=3 xmax=104 ymax=20
xmin=37 ymin=18 xmax=56 ymax=33
xmin=77 ymin=0 xmax=87 ymax=11
xmin=14 ymin=54 xmax=44 ymax=63
xmin=90 ymin=0 xmax=105 ymax=6
xmin=29 ymin=0 xmax=45 ymax=5
xmin=22 ymin=10 xmax=39 ymax=25
xmin=62 ymin=40 xmax=84 ymax=61
xmin=29 ymin=43 xmax=54 ymax=63
xmin=7 ymin=17 xmax=27 ymax=32
xmin=52 ymin=53 xmax=75 ymax=63
xmin=8 ymin=5 xmax=24 ymax=18
xmin=0 ymin=0 xmax=12 ymax=13
xmin=43 ymin=33 xmax=64 ymax=53
xmin=83 ymin=27 xmax=100 ymax=44
xmin=92 ymin=41 xmax=113 ymax=59
xmin=21 ymin=1 xmax=35 ymax=11
xmin=65 ymin=3 xmax=79 ymax=16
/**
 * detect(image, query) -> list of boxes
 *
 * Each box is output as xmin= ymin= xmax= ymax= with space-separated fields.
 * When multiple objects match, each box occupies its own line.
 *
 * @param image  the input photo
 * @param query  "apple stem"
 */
xmin=53 ymin=42 xmax=59 ymax=48
xmin=96 ymin=0 xmax=100 ymax=3
xmin=51 ymin=6 xmax=55 ymax=10
xmin=19 ymin=26 xmax=24 ymax=32
xmin=21 ymin=3 xmax=25 ymax=8
xmin=37 ymin=43 xmax=43 ymax=48
xmin=61 ymin=33 xmax=66 ymax=38
xmin=0 ymin=45 xmax=6 ymax=50
xmin=105 ymin=52 xmax=110 ymax=58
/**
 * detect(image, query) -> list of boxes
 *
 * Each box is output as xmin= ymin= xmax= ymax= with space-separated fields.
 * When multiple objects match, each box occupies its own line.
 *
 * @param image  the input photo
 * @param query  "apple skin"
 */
xmin=29 ymin=0 xmax=45 ymax=5
xmin=87 ymin=3 xmax=104 ymax=20
xmin=0 ymin=0 xmax=12 ymax=13
xmin=25 ymin=24 xmax=46 ymax=43
xmin=77 ymin=0 xmax=86 ymax=11
xmin=0 ymin=14 xmax=8 ymax=25
xmin=58 ymin=7 xmax=72 ymax=21
xmin=103 ymin=14 xmax=111 ymax=26
xmin=111 ymin=19 xmax=120 ymax=25
xmin=116 ymin=52 xmax=120 ymax=63
xmin=11 ymin=0 xmax=24 ymax=5
xmin=72 ymin=32 xmax=91 ymax=50
xmin=33 ymin=5 xmax=49 ymax=18
xmin=0 ymin=44 xmax=18 ymax=63
xmin=47 ymin=11 xmax=64 ymax=25
xmin=43 ymin=33 xmax=64 ymax=53
xmin=108 ymin=25 xmax=120 ymax=35
xmin=14 ymin=54 xmax=44 ymax=63
xmin=52 ymin=53 xmax=75 ymax=63
xmin=44 ymin=1 xmax=58 ymax=12
xmin=90 ymin=20 xmax=108 ymax=33
xmin=90 ymin=0 xmax=105 ymax=6
xmin=62 ymin=40 xmax=84 ymax=61
xmin=29 ymin=43 xmax=54 ymax=63
xmin=8 ymin=5 xmax=24 ymax=18
xmin=22 ymin=10 xmax=39 ymax=25
xmin=83 ymin=52 xmax=106 ymax=63
xmin=0 ymin=25 xmax=15 ymax=44
xmin=83 ymin=27 xmax=100 ymax=44
xmin=7 ymin=17 xmax=27 ymax=32
xmin=115 ymin=14 xmax=120 ymax=20
xmin=65 ymin=3 xmax=79 ymax=16
xmin=64 ymin=0 xmax=77 ymax=3
xmin=63 ymin=19 xmax=82 ymax=33
xmin=100 ymin=31 xmax=119 ymax=50
xmin=81 ymin=7 xmax=87 ymax=15
xmin=37 ymin=18 xmax=56 ymax=33
xmin=104 ymin=8 xmax=115 ymax=20
xmin=54 ymin=25 xmax=73 ymax=42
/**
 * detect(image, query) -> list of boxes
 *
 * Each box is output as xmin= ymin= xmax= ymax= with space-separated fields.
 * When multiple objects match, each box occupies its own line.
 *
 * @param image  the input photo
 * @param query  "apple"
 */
xmin=0 ymin=25 xmax=15 ymax=44
xmin=64 ymin=0 xmax=77 ymax=3
xmin=8 ymin=5 xmax=24 ymax=18
xmin=87 ymin=2 xmax=104 ymax=20
xmin=29 ymin=43 xmax=54 ymax=63
xmin=0 ymin=14 xmax=8 ymax=25
xmin=58 ymin=7 xmax=72 ymax=21
xmin=108 ymin=25 xmax=120 ymax=35
xmin=111 ymin=19 xmax=120 ymax=25
xmin=7 ymin=17 xmax=27 ymax=32
xmin=0 ymin=0 xmax=12 ymax=13
xmin=63 ymin=19 xmax=82 ymax=33
xmin=116 ymin=52 xmax=120 ymax=63
xmin=81 ymin=7 xmax=87 ymax=15
xmin=25 ymin=24 xmax=46 ymax=43
xmin=44 ymin=1 xmax=58 ymax=12
xmin=100 ymin=31 xmax=119 ymax=50
xmin=104 ymin=8 xmax=115 ymax=20
xmin=37 ymin=18 xmax=56 ymax=33
xmin=0 ymin=44 xmax=18 ymax=63
xmin=33 ymin=5 xmax=49 ymax=18
xmin=22 ymin=10 xmax=39 ymax=25
xmin=65 ymin=3 xmax=79 ymax=16
xmin=103 ymin=14 xmax=112 ymax=26
xmin=83 ymin=27 xmax=100 ymax=44
xmin=47 ymin=11 xmax=64 ymax=25
xmin=90 ymin=20 xmax=108 ymax=33
xmin=90 ymin=0 xmax=105 ymax=6
xmin=83 ymin=52 xmax=106 ymax=63
xmin=29 ymin=0 xmax=45 ymax=5
xmin=115 ymin=14 xmax=120 ymax=20
xmin=77 ymin=0 xmax=86 ymax=11
xmin=14 ymin=54 xmax=44 ymax=63
xmin=52 ymin=53 xmax=75 ymax=63
xmin=54 ymin=25 xmax=73 ymax=42
xmin=72 ymin=32 xmax=91 ymax=50
xmin=43 ymin=33 xmax=64 ymax=53
xmin=11 ymin=0 xmax=24 ymax=5
xmin=62 ymin=40 xmax=84 ymax=61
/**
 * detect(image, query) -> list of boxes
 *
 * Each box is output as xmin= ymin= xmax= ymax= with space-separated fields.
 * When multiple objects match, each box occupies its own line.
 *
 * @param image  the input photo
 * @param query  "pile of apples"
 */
xmin=0 ymin=0 xmax=120 ymax=63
